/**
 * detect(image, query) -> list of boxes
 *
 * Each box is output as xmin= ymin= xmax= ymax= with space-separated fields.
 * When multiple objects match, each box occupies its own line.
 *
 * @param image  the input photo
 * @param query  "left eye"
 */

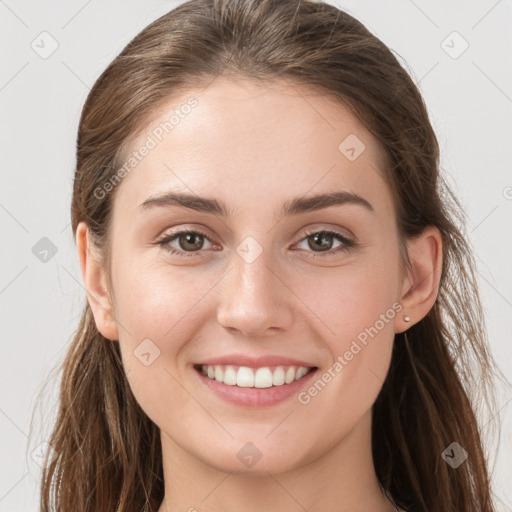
xmin=295 ymin=229 xmax=355 ymax=256
xmin=157 ymin=229 xmax=355 ymax=258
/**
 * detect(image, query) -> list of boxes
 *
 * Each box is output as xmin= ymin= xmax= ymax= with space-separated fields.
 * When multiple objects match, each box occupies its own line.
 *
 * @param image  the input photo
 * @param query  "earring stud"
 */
xmin=403 ymin=315 xmax=411 ymax=322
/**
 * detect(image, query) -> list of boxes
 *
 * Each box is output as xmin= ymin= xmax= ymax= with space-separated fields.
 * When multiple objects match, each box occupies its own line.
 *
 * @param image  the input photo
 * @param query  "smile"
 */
xmin=193 ymin=362 xmax=319 ymax=407
xmin=195 ymin=364 xmax=316 ymax=388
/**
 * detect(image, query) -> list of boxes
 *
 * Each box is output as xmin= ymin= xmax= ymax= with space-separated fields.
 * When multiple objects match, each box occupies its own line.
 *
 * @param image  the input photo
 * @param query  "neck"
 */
xmin=157 ymin=410 xmax=397 ymax=512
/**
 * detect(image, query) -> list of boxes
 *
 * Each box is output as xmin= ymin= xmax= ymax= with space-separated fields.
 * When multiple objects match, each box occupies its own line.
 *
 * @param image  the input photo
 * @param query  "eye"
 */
xmin=156 ymin=228 xmax=356 ymax=259
xmin=294 ymin=229 xmax=356 ymax=258
xmin=157 ymin=229 xmax=216 ymax=257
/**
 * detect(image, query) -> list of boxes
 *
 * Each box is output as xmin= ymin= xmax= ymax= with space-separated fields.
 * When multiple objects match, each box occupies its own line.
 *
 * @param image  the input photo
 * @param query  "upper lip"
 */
xmin=195 ymin=354 xmax=317 ymax=368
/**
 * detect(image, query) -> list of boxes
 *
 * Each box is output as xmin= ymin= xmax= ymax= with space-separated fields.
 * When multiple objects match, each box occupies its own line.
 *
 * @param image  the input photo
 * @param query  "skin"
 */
xmin=77 ymin=78 xmax=442 ymax=512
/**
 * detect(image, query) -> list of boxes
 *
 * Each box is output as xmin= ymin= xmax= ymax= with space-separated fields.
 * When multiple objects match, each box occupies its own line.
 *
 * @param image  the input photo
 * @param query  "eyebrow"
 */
xmin=139 ymin=190 xmax=374 ymax=217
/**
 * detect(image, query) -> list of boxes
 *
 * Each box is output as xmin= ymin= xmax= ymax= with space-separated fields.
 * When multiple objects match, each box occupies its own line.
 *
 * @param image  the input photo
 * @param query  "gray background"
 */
xmin=1 ymin=0 xmax=511 ymax=510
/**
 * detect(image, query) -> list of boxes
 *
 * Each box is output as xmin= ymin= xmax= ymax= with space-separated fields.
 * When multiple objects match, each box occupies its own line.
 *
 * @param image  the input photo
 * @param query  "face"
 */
xmin=95 ymin=78 xmax=410 ymax=474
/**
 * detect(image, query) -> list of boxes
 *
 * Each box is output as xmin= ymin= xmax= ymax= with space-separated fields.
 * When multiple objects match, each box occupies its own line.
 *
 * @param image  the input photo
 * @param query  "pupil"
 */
xmin=311 ymin=232 xmax=332 ymax=251
xmin=181 ymin=233 xmax=203 ymax=250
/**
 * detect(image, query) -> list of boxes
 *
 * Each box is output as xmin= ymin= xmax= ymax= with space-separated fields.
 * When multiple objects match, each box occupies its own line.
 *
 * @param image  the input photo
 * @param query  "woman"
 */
xmin=37 ymin=0 xmax=501 ymax=510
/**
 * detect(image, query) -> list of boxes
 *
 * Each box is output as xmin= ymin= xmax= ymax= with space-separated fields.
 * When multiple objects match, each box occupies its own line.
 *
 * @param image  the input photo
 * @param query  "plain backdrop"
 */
xmin=1 ymin=0 xmax=511 ymax=510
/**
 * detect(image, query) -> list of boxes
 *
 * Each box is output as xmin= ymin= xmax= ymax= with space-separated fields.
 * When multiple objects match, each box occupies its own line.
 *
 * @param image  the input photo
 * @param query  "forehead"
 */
xmin=113 ymin=78 xmax=392 ymax=218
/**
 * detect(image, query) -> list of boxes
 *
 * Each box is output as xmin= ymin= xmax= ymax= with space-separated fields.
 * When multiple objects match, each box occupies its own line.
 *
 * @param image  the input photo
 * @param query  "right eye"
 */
xmin=157 ymin=229 xmax=216 ymax=257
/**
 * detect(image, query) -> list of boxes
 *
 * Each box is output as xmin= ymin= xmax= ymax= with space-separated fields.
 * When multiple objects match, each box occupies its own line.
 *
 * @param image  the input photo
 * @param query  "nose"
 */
xmin=216 ymin=250 xmax=294 ymax=337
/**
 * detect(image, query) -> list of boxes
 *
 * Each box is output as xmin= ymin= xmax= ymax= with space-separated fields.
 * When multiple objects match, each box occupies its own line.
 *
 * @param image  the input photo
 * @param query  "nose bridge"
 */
xmin=216 ymin=236 xmax=292 ymax=336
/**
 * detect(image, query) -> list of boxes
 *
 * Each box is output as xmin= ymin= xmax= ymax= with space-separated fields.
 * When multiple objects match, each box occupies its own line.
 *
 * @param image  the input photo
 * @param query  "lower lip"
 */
xmin=193 ymin=366 xmax=318 ymax=407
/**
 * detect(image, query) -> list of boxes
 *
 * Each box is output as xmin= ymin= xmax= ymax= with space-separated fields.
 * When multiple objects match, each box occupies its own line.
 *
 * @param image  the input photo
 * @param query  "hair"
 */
xmin=32 ymin=0 xmax=503 ymax=510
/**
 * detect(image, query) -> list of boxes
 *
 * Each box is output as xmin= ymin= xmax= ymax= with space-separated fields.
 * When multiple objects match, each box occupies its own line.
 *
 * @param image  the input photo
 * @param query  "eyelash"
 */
xmin=156 ymin=228 xmax=356 ymax=259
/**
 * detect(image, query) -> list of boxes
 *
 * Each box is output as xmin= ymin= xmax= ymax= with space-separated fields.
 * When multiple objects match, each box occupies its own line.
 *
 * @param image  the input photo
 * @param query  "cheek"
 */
xmin=299 ymin=258 xmax=399 ymax=342
xmin=292 ymin=259 xmax=399 ymax=414
xmin=112 ymin=264 xmax=203 ymax=428
xmin=112 ymin=255 xmax=207 ymax=341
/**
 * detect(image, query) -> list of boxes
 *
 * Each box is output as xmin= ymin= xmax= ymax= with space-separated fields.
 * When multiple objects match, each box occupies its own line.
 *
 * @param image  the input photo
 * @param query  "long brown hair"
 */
xmin=32 ymin=0 xmax=502 ymax=510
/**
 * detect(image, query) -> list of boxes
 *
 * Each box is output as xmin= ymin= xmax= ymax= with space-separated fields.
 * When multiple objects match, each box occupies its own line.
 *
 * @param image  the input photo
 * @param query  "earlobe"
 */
xmin=395 ymin=226 xmax=443 ymax=334
xmin=76 ymin=222 xmax=119 ymax=341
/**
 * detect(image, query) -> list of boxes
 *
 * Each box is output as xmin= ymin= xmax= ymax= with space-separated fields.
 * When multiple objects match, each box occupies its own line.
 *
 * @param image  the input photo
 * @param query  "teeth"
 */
xmin=295 ymin=367 xmax=309 ymax=380
xmin=254 ymin=367 xmax=273 ymax=388
xmin=237 ymin=366 xmax=254 ymax=387
xmin=199 ymin=364 xmax=313 ymax=388
xmin=223 ymin=365 xmax=237 ymax=386
xmin=272 ymin=366 xmax=285 ymax=386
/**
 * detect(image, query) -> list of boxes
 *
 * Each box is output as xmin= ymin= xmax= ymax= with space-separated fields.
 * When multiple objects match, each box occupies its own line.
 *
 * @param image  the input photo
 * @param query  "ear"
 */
xmin=76 ymin=221 xmax=119 ymax=341
xmin=395 ymin=225 xmax=443 ymax=334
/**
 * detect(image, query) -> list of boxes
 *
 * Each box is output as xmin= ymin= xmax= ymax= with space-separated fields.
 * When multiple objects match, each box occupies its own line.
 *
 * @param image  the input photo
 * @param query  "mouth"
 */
xmin=193 ymin=363 xmax=318 ymax=388
xmin=193 ymin=363 xmax=319 ymax=407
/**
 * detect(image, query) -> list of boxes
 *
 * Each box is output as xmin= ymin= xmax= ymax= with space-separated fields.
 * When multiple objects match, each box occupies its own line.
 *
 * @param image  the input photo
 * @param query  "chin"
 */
xmin=193 ymin=437 xmax=312 ymax=476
